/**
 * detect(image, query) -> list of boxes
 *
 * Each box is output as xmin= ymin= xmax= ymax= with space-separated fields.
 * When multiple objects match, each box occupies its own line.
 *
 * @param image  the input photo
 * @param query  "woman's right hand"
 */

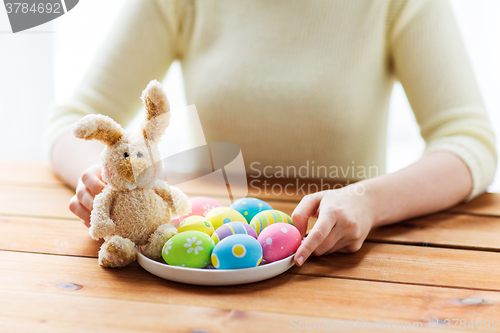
xmin=69 ymin=164 xmax=106 ymax=227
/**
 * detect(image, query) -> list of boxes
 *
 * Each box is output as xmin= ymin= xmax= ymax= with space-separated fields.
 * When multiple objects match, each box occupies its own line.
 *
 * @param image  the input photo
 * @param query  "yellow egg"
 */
xmin=178 ymin=215 xmax=215 ymax=236
xmin=205 ymin=207 xmax=246 ymax=230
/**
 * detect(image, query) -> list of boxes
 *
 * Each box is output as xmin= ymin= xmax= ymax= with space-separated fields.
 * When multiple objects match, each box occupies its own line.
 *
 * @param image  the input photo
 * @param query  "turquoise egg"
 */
xmin=230 ymin=197 xmax=273 ymax=223
xmin=211 ymin=234 xmax=262 ymax=269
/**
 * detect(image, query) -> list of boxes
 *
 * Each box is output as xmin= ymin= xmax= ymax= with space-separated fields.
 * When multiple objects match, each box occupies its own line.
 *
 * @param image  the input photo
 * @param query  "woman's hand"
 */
xmin=291 ymin=182 xmax=375 ymax=266
xmin=69 ymin=164 xmax=106 ymax=227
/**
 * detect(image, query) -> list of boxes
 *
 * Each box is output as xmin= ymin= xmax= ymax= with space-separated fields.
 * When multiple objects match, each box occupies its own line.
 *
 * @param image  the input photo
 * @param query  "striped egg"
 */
xmin=211 ymin=221 xmax=257 ymax=245
xmin=230 ymin=197 xmax=273 ymax=223
xmin=250 ymin=210 xmax=293 ymax=235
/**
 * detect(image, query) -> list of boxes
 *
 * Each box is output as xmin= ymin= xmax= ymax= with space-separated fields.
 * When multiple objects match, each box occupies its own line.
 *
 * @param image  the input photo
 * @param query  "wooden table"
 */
xmin=1 ymin=160 xmax=500 ymax=332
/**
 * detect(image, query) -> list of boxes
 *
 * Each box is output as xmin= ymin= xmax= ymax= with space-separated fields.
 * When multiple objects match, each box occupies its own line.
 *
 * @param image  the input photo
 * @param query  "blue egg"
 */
xmin=230 ymin=197 xmax=273 ymax=223
xmin=211 ymin=234 xmax=263 ymax=269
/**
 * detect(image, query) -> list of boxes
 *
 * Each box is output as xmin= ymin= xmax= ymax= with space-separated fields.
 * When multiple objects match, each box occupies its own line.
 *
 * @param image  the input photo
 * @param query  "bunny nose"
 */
xmin=118 ymin=157 xmax=135 ymax=181
xmin=130 ymin=157 xmax=149 ymax=179
xmin=118 ymin=157 xmax=150 ymax=182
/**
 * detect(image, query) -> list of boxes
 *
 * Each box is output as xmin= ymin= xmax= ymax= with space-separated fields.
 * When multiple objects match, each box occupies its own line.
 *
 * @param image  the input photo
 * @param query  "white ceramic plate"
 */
xmin=137 ymin=251 xmax=295 ymax=286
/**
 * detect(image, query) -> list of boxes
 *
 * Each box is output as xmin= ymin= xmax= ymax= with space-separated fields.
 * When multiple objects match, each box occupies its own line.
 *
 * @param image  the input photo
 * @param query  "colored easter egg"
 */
xmin=211 ymin=221 xmax=257 ymax=245
xmin=230 ymin=197 xmax=273 ymax=223
xmin=211 ymin=234 xmax=262 ymax=269
xmin=162 ymin=230 xmax=215 ymax=268
xmin=205 ymin=207 xmax=246 ymax=230
xmin=250 ymin=210 xmax=293 ymax=235
xmin=178 ymin=215 xmax=215 ymax=236
xmin=258 ymin=223 xmax=301 ymax=263
xmin=179 ymin=196 xmax=222 ymax=221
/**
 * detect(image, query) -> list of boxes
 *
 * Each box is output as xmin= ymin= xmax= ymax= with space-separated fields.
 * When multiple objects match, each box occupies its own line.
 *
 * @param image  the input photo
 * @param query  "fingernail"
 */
xmin=296 ymin=256 xmax=304 ymax=266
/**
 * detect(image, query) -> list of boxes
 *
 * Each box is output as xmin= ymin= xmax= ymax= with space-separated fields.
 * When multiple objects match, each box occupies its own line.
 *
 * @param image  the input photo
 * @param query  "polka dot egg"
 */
xmin=205 ymin=207 xmax=246 ymax=230
xmin=211 ymin=234 xmax=262 ymax=269
xmin=258 ymin=223 xmax=301 ymax=263
xmin=250 ymin=210 xmax=293 ymax=235
xmin=178 ymin=215 xmax=215 ymax=236
xmin=162 ymin=230 xmax=215 ymax=268
xmin=211 ymin=221 xmax=257 ymax=245
xmin=179 ymin=196 xmax=221 ymax=221
xmin=230 ymin=197 xmax=273 ymax=223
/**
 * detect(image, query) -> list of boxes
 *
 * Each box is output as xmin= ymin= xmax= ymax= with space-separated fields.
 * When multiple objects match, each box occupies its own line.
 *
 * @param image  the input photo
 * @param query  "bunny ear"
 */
xmin=72 ymin=114 xmax=125 ymax=146
xmin=141 ymin=79 xmax=170 ymax=143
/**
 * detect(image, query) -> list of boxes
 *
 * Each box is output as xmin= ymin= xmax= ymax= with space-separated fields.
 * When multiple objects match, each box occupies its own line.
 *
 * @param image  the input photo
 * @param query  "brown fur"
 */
xmin=141 ymin=80 xmax=170 ymax=143
xmin=144 ymin=96 xmax=159 ymax=120
xmin=72 ymin=114 xmax=124 ymax=146
xmin=118 ymin=157 xmax=135 ymax=182
xmin=154 ymin=188 xmax=174 ymax=209
xmin=86 ymin=128 xmax=123 ymax=146
xmin=72 ymin=80 xmax=191 ymax=268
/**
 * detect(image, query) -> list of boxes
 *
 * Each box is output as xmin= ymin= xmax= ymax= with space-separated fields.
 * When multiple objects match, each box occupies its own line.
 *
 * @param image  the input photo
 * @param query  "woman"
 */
xmin=46 ymin=0 xmax=497 ymax=266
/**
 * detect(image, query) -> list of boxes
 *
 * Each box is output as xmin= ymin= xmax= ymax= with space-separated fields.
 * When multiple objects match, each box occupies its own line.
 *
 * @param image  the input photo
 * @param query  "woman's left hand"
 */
xmin=291 ymin=183 xmax=375 ymax=266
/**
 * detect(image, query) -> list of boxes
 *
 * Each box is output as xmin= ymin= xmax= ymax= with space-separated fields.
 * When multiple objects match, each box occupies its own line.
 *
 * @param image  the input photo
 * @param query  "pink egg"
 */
xmin=170 ymin=218 xmax=181 ymax=228
xmin=258 ymin=223 xmax=301 ymax=263
xmin=179 ymin=196 xmax=222 ymax=221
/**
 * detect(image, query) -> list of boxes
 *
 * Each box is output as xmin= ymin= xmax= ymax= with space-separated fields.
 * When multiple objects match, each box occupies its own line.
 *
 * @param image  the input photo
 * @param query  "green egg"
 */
xmin=162 ymin=230 xmax=215 ymax=268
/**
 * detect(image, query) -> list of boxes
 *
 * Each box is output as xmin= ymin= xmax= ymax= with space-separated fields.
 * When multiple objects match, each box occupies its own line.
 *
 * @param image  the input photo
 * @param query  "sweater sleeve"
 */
xmin=390 ymin=0 xmax=497 ymax=201
xmin=44 ymin=0 xmax=184 ymax=159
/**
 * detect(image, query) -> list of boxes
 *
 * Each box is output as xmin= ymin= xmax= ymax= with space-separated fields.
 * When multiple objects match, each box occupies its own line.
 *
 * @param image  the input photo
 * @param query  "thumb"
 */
xmin=291 ymin=192 xmax=324 ymax=238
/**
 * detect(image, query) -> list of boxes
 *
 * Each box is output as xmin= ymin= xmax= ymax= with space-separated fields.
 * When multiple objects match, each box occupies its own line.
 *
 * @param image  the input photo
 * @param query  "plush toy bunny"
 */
xmin=72 ymin=80 xmax=191 ymax=268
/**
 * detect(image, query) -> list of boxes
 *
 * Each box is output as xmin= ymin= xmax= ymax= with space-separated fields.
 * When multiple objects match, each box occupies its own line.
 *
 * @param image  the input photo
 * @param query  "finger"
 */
xmin=313 ymin=224 xmax=345 ymax=256
xmin=81 ymin=167 xmax=105 ymax=196
xmin=292 ymin=192 xmax=324 ymax=237
xmin=76 ymin=182 xmax=95 ymax=211
xmin=322 ymin=237 xmax=350 ymax=255
xmin=69 ymin=195 xmax=91 ymax=227
xmin=334 ymin=241 xmax=364 ymax=254
xmin=294 ymin=210 xmax=336 ymax=266
xmin=90 ymin=164 xmax=104 ymax=181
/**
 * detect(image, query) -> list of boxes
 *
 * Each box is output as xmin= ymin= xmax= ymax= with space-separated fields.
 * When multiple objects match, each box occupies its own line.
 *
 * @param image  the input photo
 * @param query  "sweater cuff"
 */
xmin=424 ymin=135 xmax=497 ymax=202
xmin=43 ymin=112 xmax=86 ymax=164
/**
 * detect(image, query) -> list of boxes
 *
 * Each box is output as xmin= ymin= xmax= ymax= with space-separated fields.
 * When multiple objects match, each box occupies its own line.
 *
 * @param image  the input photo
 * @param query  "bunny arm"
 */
xmin=89 ymin=186 xmax=117 ymax=240
xmin=153 ymin=181 xmax=191 ymax=217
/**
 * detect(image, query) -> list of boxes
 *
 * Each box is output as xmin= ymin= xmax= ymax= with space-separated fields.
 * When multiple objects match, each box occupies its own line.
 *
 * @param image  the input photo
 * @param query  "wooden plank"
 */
xmin=0 ymin=215 xmax=100 ymax=257
xmin=292 ymin=242 xmax=500 ymax=291
xmin=0 ymin=207 xmax=305 ymax=259
xmin=449 ymin=193 xmax=500 ymax=217
xmin=175 ymin=175 xmax=346 ymax=203
xmin=0 ymin=159 xmax=64 ymax=187
xmin=3 ymin=159 xmax=498 ymax=217
xmin=0 ymin=184 xmax=75 ymax=219
xmin=1 ymin=290 xmax=458 ymax=333
xmin=6 ymin=185 xmax=497 ymax=252
xmin=0 ymin=182 xmax=300 ymax=221
xmin=1 ymin=250 xmax=500 ymax=327
xmin=368 ymin=213 xmax=500 ymax=251
xmin=4 ymin=184 xmax=500 ymax=254
xmin=0 ymin=159 xmax=338 ymax=203
xmin=4 ymin=215 xmax=500 ymax=293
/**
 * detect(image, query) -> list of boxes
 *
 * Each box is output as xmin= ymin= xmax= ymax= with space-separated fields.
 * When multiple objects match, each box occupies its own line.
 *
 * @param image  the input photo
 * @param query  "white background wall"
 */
xmin=0 ymin=0 xmax=499 ymax=191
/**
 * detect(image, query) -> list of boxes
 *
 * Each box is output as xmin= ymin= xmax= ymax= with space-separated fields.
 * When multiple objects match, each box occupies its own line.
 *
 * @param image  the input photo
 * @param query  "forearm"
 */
xmin=50 ymin=132 xmax=104 ymax=190
xmin=362 ymin=151 xmax=473 ymax=228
